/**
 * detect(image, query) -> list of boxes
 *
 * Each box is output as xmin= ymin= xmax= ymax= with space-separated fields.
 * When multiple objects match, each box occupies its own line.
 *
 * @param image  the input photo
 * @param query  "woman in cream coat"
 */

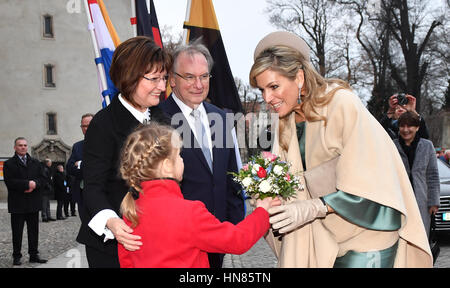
xmin=249 ymin=31 xmax=432 ymax=268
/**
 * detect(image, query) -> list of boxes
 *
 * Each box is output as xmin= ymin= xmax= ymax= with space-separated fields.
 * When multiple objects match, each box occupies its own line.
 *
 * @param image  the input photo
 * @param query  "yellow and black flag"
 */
xmin=183 ymin=0 xmax=243 ymax=113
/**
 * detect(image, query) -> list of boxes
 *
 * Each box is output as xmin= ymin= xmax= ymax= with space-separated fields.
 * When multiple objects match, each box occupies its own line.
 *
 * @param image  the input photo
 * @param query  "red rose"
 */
xmin=257 ymin=167 xmax=267 ymax=178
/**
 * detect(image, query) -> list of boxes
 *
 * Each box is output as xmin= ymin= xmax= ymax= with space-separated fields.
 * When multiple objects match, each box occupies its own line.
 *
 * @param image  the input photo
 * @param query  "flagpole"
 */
xmin=130 ymin=0 xmax=137 ymax=37
xmin=83 ymin=0 xmax=111 ymax=106
xmin=182 ymin=0 xmax=192 ymax=44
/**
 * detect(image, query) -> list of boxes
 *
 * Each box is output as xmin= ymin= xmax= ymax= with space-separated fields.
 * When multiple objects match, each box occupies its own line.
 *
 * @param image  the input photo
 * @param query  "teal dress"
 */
xmin=296 ymin=122 xmax=401 ymax=268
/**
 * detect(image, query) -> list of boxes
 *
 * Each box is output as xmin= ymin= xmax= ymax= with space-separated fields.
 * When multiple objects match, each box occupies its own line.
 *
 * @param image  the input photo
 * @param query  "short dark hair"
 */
xmin=109 ymin=36 xmax=172 ymax=106
xmin=398 ymin=111 xmax=420 ymax=127
xmin=14 ymin=137 xmax=26 ymax=146
xmin=81 ymin=113 xmax=94 ymax=120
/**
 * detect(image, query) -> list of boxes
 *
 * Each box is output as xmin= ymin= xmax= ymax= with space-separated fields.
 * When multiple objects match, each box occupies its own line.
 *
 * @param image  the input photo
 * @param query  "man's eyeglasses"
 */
xmin=173 ymin=72 xmax=212 ymax=85
xmin=142 ymin=75 xmax=169 ymax=84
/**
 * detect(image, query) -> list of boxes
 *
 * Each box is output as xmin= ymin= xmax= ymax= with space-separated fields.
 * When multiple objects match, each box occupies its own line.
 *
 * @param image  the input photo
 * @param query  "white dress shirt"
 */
xmin=172 ymin=93 xmax=213 ymax=160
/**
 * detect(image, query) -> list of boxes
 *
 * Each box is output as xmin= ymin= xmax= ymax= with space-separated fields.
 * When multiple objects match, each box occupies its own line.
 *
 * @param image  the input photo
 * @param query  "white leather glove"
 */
xmin=268 ymin=198 xmax=328 ymax=234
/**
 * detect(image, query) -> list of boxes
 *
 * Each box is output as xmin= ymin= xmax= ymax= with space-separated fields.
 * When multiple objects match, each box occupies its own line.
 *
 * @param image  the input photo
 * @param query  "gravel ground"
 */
xmin=0 ymin=202 xmax=80 ymax=268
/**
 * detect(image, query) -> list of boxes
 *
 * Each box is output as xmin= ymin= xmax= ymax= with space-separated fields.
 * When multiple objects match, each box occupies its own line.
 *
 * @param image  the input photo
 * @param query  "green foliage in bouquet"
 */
xmin=230 ymin=151 xmax=300 ymax=200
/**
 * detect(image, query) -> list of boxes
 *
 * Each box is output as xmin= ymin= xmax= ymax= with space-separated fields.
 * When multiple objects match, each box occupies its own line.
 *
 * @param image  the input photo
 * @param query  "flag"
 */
xmin=134 ymin=0 xmax=163 ymax=48
xmin=183 ymin=0 xmax=243 ymax=113
xmin=86 ymin=0 xmax=120 ymax=107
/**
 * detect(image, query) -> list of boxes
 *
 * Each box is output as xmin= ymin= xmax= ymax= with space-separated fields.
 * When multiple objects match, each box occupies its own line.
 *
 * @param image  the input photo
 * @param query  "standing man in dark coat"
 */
xmin=159 ymin=42 xmax=244 ymax=268
xmin=66 ymin=113 xmax=93 ymax=216
xmin=3 ymin=137 xmax=48 ymax=265
xmin=54 ymin=164 xmax=68 ymax=220
xmin=41 ymin=158 xmax=55 ymax=222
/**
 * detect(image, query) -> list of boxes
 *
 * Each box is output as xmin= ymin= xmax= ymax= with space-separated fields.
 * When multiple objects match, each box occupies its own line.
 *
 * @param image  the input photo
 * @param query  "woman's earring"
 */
xmin=298 ymin=84 xmax=303 ymax=104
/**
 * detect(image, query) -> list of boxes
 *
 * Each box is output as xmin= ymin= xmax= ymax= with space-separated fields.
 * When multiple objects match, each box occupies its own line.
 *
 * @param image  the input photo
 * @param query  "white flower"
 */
xmin=273 ymin=165 xmax=283 ymax=176
xmin=259 ymin=180 xmax=271 ymax=193
xmin=252 ymin=164 xmax=261 ymax=175
xmin=242 ymin=177 xmax=253 ymax=188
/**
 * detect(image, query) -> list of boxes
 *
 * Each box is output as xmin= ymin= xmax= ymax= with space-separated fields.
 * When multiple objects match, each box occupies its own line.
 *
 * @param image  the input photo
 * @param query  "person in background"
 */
xmin=76 ymin=36 xmax=171 ymax=268
xmin=54 ymin=164 xmax=68 ymax=220
xmin=159 ymin=41 xmax=245 ymax=268
xmin=65 ymin=174 xmax=76 ymax=218
xmin=66 ymin=113 xmax=94 ymax=215
xmin=394 ymin=111 xmax=440 ymax=238
xmin=379 ymin=94 xmax=429 ymax=140
xmin=3 ymin=137 xmax=47 ymax=265
xmin=41 ymin=158 xmax=55 ymax=222
xmin=444 ymin=150 xmax=450 ymax=165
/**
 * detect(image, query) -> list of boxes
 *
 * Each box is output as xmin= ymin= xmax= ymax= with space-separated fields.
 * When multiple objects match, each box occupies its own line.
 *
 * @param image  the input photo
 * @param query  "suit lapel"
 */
xmin=164 ymin=95 xmax=213 ymax=174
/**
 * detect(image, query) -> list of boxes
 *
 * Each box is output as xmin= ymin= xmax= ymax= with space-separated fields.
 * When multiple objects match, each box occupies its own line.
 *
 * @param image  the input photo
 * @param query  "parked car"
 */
xmin=434 ymin=159 xmax=450 ymax=231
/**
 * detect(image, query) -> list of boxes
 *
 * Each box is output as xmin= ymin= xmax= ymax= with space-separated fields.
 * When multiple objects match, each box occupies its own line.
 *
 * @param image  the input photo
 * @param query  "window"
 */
xmin=44 ymin=64 xmax=55 ymax=88
xmin=47 ymin=113 xmax=57 ymax=135
xmin=43 ymin=15 xmax=54 ymax=38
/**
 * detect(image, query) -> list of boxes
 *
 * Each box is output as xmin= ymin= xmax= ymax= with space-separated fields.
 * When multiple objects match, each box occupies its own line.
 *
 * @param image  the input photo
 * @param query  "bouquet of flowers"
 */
xmin=231 ymin=151 xmax=301 ymax=200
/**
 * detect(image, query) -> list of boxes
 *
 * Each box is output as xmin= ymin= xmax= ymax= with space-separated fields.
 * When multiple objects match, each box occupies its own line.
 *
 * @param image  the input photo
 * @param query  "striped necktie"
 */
xmin=20 ymin=155 xmax=27 ymax=166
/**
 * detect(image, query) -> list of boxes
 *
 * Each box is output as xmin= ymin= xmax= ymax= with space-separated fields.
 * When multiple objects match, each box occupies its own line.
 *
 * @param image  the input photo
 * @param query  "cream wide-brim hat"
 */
xmin=253 ymin=31 xmax=310 ymax=62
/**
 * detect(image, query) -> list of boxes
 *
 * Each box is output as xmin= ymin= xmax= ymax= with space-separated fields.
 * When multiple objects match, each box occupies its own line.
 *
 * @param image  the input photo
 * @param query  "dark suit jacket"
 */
xmin=53 ymin=171 xmax=67 ymax=201
xmin=4 ymin=153 xmax=44 ymax=214
xmin=76 ymin=96 xmax=170 ymax=256
xmin=158 ymin=95 xmax=244 ymax=225
xmin=66 ymin=140 xmax=84 ymax=204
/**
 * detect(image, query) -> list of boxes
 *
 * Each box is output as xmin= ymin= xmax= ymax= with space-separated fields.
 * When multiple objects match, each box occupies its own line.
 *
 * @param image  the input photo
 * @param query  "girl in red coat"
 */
xmin=117 ymin=124 xmax=279 ymax=268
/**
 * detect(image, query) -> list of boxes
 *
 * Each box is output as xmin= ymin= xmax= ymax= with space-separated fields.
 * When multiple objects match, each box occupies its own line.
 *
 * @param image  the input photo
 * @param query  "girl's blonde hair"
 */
xmin=119 ymin=123 xmax=181 ymax=227
xmin=249 ymin=45 xmax=351 ymax=152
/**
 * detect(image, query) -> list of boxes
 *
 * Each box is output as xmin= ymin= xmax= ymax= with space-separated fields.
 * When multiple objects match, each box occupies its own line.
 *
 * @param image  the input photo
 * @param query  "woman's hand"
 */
xmin=387 ymin=95 xmax=398 ymax=118
xmin=403 ymin=94 xmax=417 ymax=112
xmin=429 ymin=206 xmax=439 ymax=215
xmin=106 ymin=218 xmax=142 ymax=251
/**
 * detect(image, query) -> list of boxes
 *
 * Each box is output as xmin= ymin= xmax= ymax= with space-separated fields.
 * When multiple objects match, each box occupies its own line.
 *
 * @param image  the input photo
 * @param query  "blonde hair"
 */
xmin=249 ymin=45 xmax=350 ymax=152
xmin=119 ymin=123 xmax=181 ymax=227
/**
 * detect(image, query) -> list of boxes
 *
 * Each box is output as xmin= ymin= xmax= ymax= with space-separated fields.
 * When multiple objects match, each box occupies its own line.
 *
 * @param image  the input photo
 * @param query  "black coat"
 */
xmin=42 ymin=165 xmax=54 ymax=197
xmin=76 ymin=96 xmax=170 ymax=256
xmin=66 ymin=140 xmax=84 ymax=204
xmin=53 ymin=171 xmax=67 ymax=201
xmin=4 ymin=153 xmax=44 ymax=214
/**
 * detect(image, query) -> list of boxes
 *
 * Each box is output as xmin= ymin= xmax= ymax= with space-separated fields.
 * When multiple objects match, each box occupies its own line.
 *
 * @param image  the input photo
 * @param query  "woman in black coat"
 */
xmin=76 ymin=37 xmax=172 ymax=268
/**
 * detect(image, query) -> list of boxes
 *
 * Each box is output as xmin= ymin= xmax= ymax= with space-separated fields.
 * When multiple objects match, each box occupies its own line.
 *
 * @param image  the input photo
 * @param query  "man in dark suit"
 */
xmin=66 ymin=113 xmax=93 ymax=216
xmin=159 ymin=42 xmax=245 ymax=268
xmin=3 ymin=137 xmax=48 ymax=265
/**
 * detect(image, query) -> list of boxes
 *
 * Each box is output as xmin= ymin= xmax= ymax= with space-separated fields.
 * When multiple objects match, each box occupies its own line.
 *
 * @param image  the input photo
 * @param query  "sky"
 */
xmin=153 ymin=0 xmax=277 ymax=84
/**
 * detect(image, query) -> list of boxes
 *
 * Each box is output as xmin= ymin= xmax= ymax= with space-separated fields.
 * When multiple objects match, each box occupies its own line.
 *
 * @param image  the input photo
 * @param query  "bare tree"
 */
xmin=160 ymin=25 xmax=183 ymax=54
xmin=336 ymin=0 xmax=396 ymax=119
xmin=382 ymin=0 xmax=442 ymax=109
xmin=266 ymin=0 xmax=341 ymax=76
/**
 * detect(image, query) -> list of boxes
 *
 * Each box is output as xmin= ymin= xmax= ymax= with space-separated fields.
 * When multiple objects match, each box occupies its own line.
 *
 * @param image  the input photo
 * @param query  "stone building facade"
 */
xmin=0 ymin=0 xmax=132 ymax=200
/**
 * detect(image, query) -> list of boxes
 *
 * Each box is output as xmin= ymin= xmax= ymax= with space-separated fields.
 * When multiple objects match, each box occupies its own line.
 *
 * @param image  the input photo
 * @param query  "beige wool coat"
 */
xmin=266 ymin=87 xmax=433 ymax=268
